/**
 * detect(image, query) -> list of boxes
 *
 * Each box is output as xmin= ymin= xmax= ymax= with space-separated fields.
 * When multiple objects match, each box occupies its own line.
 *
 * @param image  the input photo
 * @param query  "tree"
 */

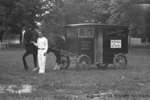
xmin=0 ymin=0 xmax=56 ymax=41
xmin=0 ymin=0 xmax=148 ymax=42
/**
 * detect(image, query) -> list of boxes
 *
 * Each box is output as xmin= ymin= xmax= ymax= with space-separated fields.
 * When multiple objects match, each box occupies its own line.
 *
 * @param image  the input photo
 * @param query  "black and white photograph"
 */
xmin=0 ymin=0 xmax=150 ymax=100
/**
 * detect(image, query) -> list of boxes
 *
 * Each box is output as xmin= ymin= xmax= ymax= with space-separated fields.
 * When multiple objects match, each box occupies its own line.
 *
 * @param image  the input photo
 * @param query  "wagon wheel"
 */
xmin=77 ymin=55 xmax=91 ymax=69
xmin=113 ymin=53 xmax=127 ymax=69
xmin=60 ymin=55 xmax=70 ymax=69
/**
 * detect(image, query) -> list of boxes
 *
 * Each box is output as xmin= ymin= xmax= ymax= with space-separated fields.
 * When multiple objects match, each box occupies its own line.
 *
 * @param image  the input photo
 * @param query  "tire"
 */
xmin=78 ymin=55 xmax=91 ymax=65
xmin=76 ymin=55 xmax=91 ymax=70
xmin=60 ymin=56 xmax=70 ymax=69
xmin=113 ymin=53 xmax=127 ymax=69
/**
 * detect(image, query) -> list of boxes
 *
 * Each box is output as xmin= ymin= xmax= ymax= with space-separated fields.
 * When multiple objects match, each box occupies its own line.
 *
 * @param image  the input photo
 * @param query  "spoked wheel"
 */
xmin=77 ymin=55 xmax=91 ymax=69
xmin=78 ymin=55 xmax=91 ymax=64
xmin=113 ymin=53 xmax=127 ymax=69
xmin=60 ymin=56 xmax=70 ymax=69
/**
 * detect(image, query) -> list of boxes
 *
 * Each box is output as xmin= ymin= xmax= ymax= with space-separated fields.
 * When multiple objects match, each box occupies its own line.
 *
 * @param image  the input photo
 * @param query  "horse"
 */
xmin=22 ymin=29 xmax=67 ymax=71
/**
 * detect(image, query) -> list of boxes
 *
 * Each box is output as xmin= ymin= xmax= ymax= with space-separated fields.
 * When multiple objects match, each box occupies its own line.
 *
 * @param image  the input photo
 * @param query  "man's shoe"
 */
xmin=32 ymin=67 xmax=39 ymax=72
xmin=38 ymin=71 xmax=45 ymax=74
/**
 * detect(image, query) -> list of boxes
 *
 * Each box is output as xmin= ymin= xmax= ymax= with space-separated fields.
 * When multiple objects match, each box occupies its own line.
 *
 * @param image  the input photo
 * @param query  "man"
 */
xmin=31 ymin=29 xmax=48 ymax=74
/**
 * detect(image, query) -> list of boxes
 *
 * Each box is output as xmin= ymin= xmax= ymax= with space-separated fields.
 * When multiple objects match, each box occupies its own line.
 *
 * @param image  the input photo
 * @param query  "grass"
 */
xmin=0 ymin=48 xmax=150 ymax=100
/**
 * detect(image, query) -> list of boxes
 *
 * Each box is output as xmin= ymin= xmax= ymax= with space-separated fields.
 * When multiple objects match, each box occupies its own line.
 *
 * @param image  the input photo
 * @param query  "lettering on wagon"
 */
xmin=110 ymin=40 xmax=122 ymax=48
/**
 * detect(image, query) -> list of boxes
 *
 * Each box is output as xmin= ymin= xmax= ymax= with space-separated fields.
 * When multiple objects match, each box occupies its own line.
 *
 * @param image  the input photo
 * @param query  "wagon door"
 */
xmin=103 ymin=30 xmax=128 ymax=64
xmin=95 ymin=30 xmax=103 ymax=64
xmin=78 ymin=27 xmax=95 ymax=63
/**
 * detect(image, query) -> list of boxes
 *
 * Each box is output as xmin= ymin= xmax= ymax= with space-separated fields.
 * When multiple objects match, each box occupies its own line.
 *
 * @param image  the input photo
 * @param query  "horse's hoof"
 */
xmin=24 ymin=67 xmax=28 ymax=71
xmin=32 ymin=67 xmax=39 ymax=72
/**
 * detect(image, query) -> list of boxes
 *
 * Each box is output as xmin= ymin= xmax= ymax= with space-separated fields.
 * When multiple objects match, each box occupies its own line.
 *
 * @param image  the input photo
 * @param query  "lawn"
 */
xmin=0 ymin=48 xmax=150 ymax=100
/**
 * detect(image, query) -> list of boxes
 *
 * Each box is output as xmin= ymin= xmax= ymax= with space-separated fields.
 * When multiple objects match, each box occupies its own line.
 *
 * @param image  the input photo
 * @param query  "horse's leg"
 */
xmin=33 ymin=52 xmax=38 ymax=68
xmin=52 ymin=50 xmax=61 ymax=70
xmin=49 ymin=48 xmax=61 ymax=65
xmin=22 ymin=51 xmax=30 ymax=70
xmin=55 ymin=50 xmax=61 ymax=65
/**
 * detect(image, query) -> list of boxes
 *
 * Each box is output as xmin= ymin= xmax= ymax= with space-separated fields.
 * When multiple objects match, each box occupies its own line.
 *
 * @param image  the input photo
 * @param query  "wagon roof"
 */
xmin=64 ymin=23 xmax=128 ymax=30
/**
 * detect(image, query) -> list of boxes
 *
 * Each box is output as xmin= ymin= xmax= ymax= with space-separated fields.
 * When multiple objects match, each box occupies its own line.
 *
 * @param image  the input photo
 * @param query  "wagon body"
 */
xmin=63 ymin=23 xmax=129 ymax=67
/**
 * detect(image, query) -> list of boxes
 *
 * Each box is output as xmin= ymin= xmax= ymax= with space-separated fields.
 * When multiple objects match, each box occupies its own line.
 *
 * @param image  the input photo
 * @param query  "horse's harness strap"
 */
xmin=38 ymin=48 xmax=45 ymax=50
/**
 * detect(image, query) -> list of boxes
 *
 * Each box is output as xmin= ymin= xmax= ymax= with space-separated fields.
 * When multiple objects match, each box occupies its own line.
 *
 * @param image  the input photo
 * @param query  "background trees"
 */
xmin=0 ymin=0 xmax=44 ymax=41
xmin=0 ymin=0 xmax=149 ymax=42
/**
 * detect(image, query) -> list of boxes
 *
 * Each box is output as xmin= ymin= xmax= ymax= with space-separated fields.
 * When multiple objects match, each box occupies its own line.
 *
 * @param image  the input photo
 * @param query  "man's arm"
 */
xmin=43 ymin=37 xmax=48 ymax=53
xmin=31 ymin=41 xmax=38 ymax=47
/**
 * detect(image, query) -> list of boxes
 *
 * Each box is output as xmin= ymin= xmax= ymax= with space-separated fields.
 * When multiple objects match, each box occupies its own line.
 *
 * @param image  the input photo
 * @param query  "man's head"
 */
xmin=35 ymin=29 xmax=43 ymax=37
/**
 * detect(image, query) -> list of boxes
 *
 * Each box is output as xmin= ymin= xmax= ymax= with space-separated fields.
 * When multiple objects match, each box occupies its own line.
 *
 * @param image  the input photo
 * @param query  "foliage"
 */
xmin=0 ymin=0 xmax=55 ymax=39
xmin=91 ymin=0 xmax=149 ymax=37
xmin=0 ymin=0 xmax=149 ymax=41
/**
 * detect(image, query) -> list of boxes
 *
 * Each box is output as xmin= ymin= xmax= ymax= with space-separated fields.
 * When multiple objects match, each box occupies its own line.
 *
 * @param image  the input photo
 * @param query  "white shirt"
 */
xmin=37 ymin=37 xmax=48 ymax=53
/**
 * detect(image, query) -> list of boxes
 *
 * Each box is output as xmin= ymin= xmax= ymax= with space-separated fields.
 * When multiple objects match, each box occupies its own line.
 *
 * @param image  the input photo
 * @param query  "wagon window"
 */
xmin=78 ymin=28 xmax=94 ymax=38
xmin=66 ymin=28 xmax=77 ymax=39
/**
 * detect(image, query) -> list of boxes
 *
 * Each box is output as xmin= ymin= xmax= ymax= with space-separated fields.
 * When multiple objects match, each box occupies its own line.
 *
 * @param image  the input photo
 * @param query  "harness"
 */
xmin=38 ymin=48 xmax=45 ymax=50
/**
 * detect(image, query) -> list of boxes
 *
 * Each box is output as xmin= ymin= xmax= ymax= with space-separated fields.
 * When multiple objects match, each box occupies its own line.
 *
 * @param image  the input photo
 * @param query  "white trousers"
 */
xmin=38 ymin=50 xmax=46 ymax=73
